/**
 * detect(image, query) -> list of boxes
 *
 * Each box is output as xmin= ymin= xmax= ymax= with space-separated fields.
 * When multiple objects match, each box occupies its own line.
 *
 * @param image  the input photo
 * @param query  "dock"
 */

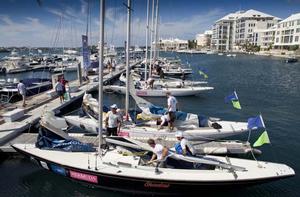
xmin=0 ymin=60 xmax=141 ymax=152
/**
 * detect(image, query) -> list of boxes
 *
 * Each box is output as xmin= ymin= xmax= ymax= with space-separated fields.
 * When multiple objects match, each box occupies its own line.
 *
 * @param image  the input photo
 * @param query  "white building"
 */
xmin=158 ymin=38 xmax=188 ymax=51
xmin=253 ymin=27 xmax=276 ymax=50
xmin=211 ymin=12 xmax=240 ymax=51
xmin=211 ymin=9 xmax=281 ymax=51
xmin=274 ymin=13 xmax=300 ymax=49
xmin=196 ymin=30 xmax=212 ymax=49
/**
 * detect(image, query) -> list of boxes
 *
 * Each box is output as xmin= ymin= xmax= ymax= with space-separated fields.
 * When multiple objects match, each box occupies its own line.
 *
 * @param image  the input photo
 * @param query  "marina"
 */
xmin=0 ymin=0 xmax=300 ymax=196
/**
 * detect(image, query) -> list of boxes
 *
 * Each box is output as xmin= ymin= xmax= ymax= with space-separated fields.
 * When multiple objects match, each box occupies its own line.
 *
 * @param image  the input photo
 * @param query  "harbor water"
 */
xmin=1 ymin=52 xmax=300 ymax=196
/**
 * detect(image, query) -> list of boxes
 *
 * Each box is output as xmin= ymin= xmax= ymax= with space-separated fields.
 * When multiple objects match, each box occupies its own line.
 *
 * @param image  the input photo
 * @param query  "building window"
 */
xmin=276 ymin=38 xmax=279 ymax=43
xmin=298 ymin=20 xmax=300 ymax=25
xmin=297 ymin=28 xmax=300 ymax=33
xmin=295 ymin=36 xmax=299 ymax=42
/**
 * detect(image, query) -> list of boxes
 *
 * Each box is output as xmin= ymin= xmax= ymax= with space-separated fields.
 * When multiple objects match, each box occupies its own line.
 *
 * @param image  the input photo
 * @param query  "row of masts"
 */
xmin=97 ymin=0 xmax=160 ymax=150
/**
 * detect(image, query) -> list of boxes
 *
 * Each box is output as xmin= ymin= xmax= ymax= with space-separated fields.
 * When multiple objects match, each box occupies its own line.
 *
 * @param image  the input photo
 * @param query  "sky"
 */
xmin=0 ymin=0 xmax=299 ymax=47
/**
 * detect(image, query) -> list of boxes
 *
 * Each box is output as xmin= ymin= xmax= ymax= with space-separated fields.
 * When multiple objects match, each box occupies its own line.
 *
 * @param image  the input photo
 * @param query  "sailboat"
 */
xmin=12 ymin=0 xmax=295 ymax=195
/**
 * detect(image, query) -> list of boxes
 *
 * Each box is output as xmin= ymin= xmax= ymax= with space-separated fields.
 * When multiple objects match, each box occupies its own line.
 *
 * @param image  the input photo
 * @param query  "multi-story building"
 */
xmin=211 ymin=9 xmax=280 ymax=51
xmin=253 ymin=27 xmax=276 ymax=50
xmin=196 ymin=30 xmax=212 ymax=49
xmin=235 ymin=9 xmax=280 ymax=48
xmin=274 ymin=13 xmax=300 ymax=49
xmin=158 ymin=38 xmax=188 ymax=51
xmin=211 ymin=12 xmax=240 ymax=51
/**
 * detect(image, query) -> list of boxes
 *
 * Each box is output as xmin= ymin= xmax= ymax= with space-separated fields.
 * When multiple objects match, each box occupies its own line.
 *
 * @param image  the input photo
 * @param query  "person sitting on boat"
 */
xmin=17 ymin=80 xmax=26 ymax=107
xmin=157 ymin=113 xmax=170 ymax=130
xmin=105 ymin=104 xmax=122 ymax=136
xmin=174 ymin=131 xmax=195 ymax=156
xmin=146 ymin=77 xmax=155 ymax=89
xmin=166 ymin=92 xmax=178 ymax=131
xmin=147 ymin=138 xmax=169 ymax=168
xmin=54 ymin=79 xmax=64 ymax=103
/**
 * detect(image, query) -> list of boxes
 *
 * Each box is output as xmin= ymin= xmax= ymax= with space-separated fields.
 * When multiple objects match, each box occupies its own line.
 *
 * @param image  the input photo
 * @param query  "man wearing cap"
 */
xmin=105 ymin=104 xmax=122 ymax=136
xmin=166 ymin=92 xmax=178 ymax=130
xmin=174 ymin=131 xmax=195 ymax=156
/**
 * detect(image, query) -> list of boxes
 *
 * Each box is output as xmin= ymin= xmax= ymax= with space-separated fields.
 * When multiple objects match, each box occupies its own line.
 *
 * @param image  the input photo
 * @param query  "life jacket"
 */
xmin=175 ymin=142 xmax=183 ymax=154
xmin=175 ymin=142 xmax=192 ymax=156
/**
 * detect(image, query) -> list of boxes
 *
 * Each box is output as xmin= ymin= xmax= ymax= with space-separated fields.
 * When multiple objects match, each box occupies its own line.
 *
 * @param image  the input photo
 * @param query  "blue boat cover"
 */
xmin=198 ymin=115 xmax=208 ymax=127
xmin=36 ymin=127 xmax=95 ymax=152
xmin=149 ymin=105 xmax=188 ymax=121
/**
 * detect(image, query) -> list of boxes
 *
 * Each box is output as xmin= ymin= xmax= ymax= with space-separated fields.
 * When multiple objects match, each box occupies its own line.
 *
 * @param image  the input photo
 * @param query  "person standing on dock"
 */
xmin=105 ymin=104 xmax=122 ymax=136
xmin=54 ymin=79 xmax=64 ymax=103
xmin=166 ymin=92 xmax=178 ymax=131
xmin=59 ymin=76 xmax=68 ymax=94
xmin=17 ymin=80 xmax=26 ymax=107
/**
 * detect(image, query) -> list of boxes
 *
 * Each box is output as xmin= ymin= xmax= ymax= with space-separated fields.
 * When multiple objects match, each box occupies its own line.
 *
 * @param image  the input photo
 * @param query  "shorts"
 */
xmin=57 ymin=90 xmax=64 ymax=96
xmin=107 ymin=127 xmax=118 ymax=136
xmin=168 ymin=111 xmax=176 ymax=122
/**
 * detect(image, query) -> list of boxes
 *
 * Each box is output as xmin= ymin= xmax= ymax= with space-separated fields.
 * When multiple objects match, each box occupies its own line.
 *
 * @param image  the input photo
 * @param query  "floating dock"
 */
xmin=0 ymin=61 xmax=141 ymax=152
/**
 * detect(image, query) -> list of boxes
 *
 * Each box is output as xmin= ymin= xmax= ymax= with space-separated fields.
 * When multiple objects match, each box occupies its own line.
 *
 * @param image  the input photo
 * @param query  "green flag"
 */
xmin=199 ymin=71 xmax=208 ymax=79
xmin=232 ymin=100 xmax=241 ymax=109
xmin=253 ymin=131 xmax=270 ymax=147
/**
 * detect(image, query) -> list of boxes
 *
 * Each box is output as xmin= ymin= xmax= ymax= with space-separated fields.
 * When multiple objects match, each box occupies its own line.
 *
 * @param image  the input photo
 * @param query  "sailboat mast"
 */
xmin=144 ymin=0 xmax=150 ymax=80
xmin=153 ymin=0 xmax=159 ymax=63
xmin=98 ymin=0 xmax=105 ymax=151
xmin=149 ymin=0 xmax=155 ymax=78
xmin=125 ymin=0 xmax=131 ymax=120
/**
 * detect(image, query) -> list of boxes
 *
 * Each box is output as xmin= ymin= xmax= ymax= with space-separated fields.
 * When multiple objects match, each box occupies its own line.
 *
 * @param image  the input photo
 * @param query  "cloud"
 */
xmin=100 ymin=7 xmax=225 ymax=46
xmin=0 ymin=14 xmax=86 ymax=47
xmin=159 ymin=8 xmax=225 ymax=39
xmin=0 ymin=6 xmax=225 ymax=47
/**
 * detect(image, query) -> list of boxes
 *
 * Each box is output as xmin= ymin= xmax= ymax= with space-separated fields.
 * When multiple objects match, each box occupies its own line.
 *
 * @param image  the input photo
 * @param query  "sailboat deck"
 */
xmin=0 ymin=132 xmax=259 ymax=155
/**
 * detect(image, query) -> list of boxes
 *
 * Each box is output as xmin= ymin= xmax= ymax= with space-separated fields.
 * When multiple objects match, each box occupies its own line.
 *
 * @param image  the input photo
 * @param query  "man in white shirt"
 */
xmin=17 ymin=80 xmax=26 ymax=107
xmin=147 ymin=138 xmax=169 ymax=167
xmin=175 ymin=131 xmax=195 ymax=156
xmin=166 ymin=92 xmax=178 ymax=130
xmin=105 ymin=104 xmax=122 ymax=136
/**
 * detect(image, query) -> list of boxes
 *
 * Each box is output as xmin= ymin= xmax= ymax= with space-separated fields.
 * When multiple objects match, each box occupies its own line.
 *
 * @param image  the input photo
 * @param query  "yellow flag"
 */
xmin=253 ymin=131 xmax=270 ymax=147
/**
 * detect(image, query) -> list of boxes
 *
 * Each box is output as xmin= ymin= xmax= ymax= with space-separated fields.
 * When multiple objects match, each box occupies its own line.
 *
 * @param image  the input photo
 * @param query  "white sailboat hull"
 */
xmin=65 ymin=115 xmax=249 ymax=141
xmin=104 ymin=85 xmax=213 ymax=97
xmin=12 ymin=143 xmax=295 ymax=194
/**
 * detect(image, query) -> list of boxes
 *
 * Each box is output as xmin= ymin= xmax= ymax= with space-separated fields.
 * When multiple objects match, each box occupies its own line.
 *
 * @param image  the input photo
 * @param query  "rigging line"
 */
xmin=110 ymin=0 xmax=117 ymax=45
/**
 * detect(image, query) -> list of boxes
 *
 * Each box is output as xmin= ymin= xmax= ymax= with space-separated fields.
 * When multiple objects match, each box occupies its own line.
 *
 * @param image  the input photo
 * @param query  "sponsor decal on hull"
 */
xmin=70 ymin=170 xmax=98 ymax=184
xmin=144 ymin=181 xmax=170 ymax=188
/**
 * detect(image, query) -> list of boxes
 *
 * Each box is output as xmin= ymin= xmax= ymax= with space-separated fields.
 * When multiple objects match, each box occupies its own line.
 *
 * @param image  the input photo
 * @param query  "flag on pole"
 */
xmin=247 ymin=115 xmax=265 ymax=130
xmin=198 ymin=70 xmax=208 ymax=79
xmin=224 ymin=91 xmax=241 ymax=109
xmin=253 ymin=131 xmax=270 ymax=147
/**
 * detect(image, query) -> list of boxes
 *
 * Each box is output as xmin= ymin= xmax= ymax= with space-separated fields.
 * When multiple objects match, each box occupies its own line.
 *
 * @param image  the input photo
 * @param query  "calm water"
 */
xmin=1 ymin=52 xmax=300 ymax=196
